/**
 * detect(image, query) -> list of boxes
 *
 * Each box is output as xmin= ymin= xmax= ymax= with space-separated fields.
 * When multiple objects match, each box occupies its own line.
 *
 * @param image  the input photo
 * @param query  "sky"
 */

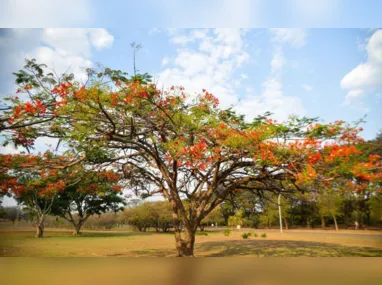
xmin=1 ymin=28 xmax=381 ymax=142
xmin=0 ymin=1 xmax=381 ymax=206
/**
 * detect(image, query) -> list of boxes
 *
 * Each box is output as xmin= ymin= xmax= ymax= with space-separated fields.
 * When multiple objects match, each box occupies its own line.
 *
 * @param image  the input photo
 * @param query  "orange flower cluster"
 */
xmin=24 ymin=99 xmax=47 ymax=115
xmin=110 ymin=93 xmax=119 ymax=106
xmin=200 ymin=90 xmax=219 ymax=108
xmin=0 ymin=177 xmax=18 ymax=193
xmin=324 ymin=145 xmax=360 ymax=163
xmin=112 ymin=185 xmax=122 ymax=192
xmin=40 ymin=180 xmax=65 ymax=197
xmin=51 ymin=82 xmax=72 ymax=98
xmin=8 ymin=105 xmax=24 ymax=124
xmin=178 ymin=140 xmax=208 ymax=160
xmin=101 ymin=170 xmax=120 ymax=182
xmin=73 ymin=86 xmax=87 ymax=101
xmin=307 ymin=152 xmax=322 ymax=165
xmin=296 ymin=165 xmax=318 ymax=185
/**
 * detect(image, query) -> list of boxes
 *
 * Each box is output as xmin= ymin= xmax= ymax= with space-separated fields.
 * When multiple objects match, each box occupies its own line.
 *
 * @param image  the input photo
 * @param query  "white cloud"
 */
xmin=0 ymin=0 xmax=92 ymax=27
xmin=271 ymin=48 xmax=286 ymax=73
xmin=302 ymin=84 xmax=313 ymax=92
xmin=4 ymin=28 xmax=114 ymax=83
xmin=341 ymin=63 xmax=381 ymax=90
xmin=159 ymin=28 xmax=304 ymax=122
xmin=0 ymin=143 xmax=23 ymax=155
xmin=161 ymin=57 xmax=170 ymax=66
xmin=174 ymin=51 xmax=210 ymax=76
xmin=159 ymin=29 xmax=249 ymax=108
xmin=29 ymin=46 xmax=93 ymax=82
xmin=341 ymin=29 xmax=382 ymax=106
xmin=236 ymin=79 xmax=305 ymax=122
xmin=344 ymin=89 xmax=364 ymax=105
xmin=270 ymin=29 xmax=307 ymax=48
xmin=235 ymin=30 xmax=306 ymax=122
xmin=171 ymin=35 xmax=193 ymax=45
xmin=1 ymin=29 xmax=114 ymax=102
xmin=89 ymin=29 xmax=114 ymax=49
xmin=43 ymin=29 xmax=92 ymax=57
xmin=42 ymin=29 xmax=113 ymax=57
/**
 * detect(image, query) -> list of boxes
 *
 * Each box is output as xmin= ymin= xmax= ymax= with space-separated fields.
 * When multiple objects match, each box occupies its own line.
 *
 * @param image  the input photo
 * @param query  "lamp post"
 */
xmin=278 ymin=194 xmax=283 ymax=234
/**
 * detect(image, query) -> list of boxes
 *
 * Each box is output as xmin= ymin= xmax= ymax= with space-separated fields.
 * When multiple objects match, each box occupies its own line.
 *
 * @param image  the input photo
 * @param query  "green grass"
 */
xmin=1 ymin=225 xmax=381 ymax=257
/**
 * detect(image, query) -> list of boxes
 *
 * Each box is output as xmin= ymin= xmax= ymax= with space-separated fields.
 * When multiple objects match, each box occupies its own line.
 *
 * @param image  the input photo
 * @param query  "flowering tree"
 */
xmin=0 ymin=153 xmax=123 ymax=237
xmin=0 ymin=153 xmax=68 ymax=237
xmin=0 ymin=59 xmax=380 ymax=255
xmin=50 ymin=166 xmax=125 ymax=235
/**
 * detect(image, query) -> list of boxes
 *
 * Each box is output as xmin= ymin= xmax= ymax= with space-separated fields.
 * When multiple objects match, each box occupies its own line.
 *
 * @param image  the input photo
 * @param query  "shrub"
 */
xmin=196 ymin=231 xmax=208 ymax=236
xmin=247 ymin=232 xmax=252 ymax=237
xmin=85 ymin=212 xmax=119 ymax=230
xmin=223 ymin=228 xmax=231 ymax=236
xmin=254 ymin=233 xmax=258 ymax=237
xmin=241 ymin=233 xmax=249 ymax=239
xmin=261 ymin=233 xmax=267 ymax=238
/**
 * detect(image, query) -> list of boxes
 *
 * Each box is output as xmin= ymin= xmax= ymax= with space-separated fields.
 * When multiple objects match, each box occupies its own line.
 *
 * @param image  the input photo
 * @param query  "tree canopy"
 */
xmin=0 ymin=59 xmax=380 ymax=255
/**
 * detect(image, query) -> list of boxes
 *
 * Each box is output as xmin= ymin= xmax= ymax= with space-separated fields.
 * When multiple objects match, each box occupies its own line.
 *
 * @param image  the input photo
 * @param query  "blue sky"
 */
xmin=1 ymin=28 xmax=381 ymax=144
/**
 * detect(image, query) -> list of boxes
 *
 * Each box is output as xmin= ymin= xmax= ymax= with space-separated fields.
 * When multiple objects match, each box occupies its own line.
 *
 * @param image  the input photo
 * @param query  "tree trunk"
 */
xmin=36 ymin=219 xmax=44 ymax=238
xmin=321 ymin=215 xmax=326 ymax=228
xmin=306 ymin=218 xmax=311 ymax=229
xmin=72 ymin=223 xmax=83 ymax=235
xmin=332 ymin=214 xmax=339 ymax=231
xmin=174 ymin=226 xmax=196 ymax=257
xmin=283 ymin=218 xmax=289 ymax=230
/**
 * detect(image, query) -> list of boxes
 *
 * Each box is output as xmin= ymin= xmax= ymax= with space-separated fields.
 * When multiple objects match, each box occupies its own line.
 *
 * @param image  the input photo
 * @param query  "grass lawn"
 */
xmin=1 ymin=224 xmax=381 ymax=257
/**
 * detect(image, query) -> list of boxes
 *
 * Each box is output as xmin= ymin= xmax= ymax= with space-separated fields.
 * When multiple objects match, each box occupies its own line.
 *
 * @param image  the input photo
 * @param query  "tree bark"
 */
xmin=35 ymin=217 xmax=45 ymax=238
xmin=72 ymin=222 xmax=83 ymax=235
xmin=283 ymin=218 xmax=289 ymax=230
xmin=332 ymin=214 xmax=339 ymax=231
xmin=321 ymin=215 xmax=326 ymax=228
xmin=174 ymin=226 xmax=196 ymax=257
xmin=306 ymin=218 xmax=311 ymax=229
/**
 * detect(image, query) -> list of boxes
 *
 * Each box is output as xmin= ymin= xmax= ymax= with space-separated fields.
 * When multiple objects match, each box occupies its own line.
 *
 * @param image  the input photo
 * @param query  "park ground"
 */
xmin=1 ymin=223 xmax=381 ymax=257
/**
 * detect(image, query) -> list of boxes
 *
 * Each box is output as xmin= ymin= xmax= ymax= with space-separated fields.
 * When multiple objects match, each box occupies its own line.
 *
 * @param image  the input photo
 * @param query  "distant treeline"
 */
xmin=2 ymin=190 xmax=381 ymax=231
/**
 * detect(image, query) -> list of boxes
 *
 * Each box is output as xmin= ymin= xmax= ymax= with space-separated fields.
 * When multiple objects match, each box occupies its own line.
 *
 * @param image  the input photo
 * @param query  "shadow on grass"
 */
xmin=195 ymin=240 xmax=382 ymax=257
xmin=109 ymin=249 xmax=176 ymax=257
xmin=76 ymin=231 xmax=153 ymax=238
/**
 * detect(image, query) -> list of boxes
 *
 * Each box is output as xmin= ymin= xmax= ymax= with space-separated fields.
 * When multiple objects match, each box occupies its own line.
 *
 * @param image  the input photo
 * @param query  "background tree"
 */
xmin=119 ymin=203 xmax=153 ymax=232
xmin=149 ymin=201 xmax=173 ymax=232
xmin=228 ymin=209 xmax=245 ymax=228
xmin=259 ymin=202 xmax=278 ymax=229
xmin=0 ymin=152 xmax=85 ymax=237
xmin=85 ymin=212 xmax=120 ymax=230
xmin=317 ymin=190 xmax=343 ymax=231
xmin=199 ymin=206 xmax=224 ymax=230
xmin=2 ymin=206 xmax=21 ymax=224
xmin=367 ymin=192 xmax=382 ymax=224
xmin=50 ymin=166 xmax=125 ymax=235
